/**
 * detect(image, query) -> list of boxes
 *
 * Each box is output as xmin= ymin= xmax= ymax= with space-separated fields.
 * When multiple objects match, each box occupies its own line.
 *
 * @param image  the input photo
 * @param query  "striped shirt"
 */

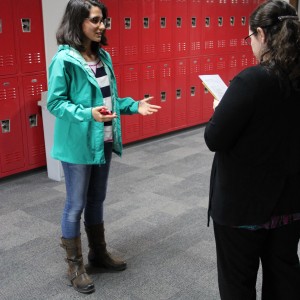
xmin=87 ymin=59 xmax=113 ymax=142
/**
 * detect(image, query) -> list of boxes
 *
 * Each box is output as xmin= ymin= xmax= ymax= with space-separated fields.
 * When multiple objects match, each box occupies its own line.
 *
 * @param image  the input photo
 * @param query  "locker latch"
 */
xmin=160 ymin=17 xmax=166 ymax=28
xmin=161 ymin=91 xmax=167 ymax=102
xmin=106 ymin=17 xmax=111 ymax=30
xmin=21 ymin=18 xmax=31 ymax=32
xmin=205 ymin=17 xmax=210 ymax=27
xmin=191 ymin=87 xmax=196 ymax=96
xmin=144 ymin=18 xmax=149 ymax=29
xmin=144 ymin=94 xmax=150 ymax=99
xmin=1 ymin=120 xmax=10 ymax=133
xmin=191 ymin=17 xmax=196 ymax=28
xmin=0 ymin=19 xmax=2 ymax=33
xmin=125 ymin=18 xmax=131 ymax=29
xmin=218 ymin=17 xmax=223 ymax=27
xmin=176 ymin=89 xmax=181 ymax=99
xmin=230 ymin=16 xmax=235 ymax=26
xmin=29 ymin=114 xmax=38 ymax=127
xmin=241 ymin=16 xmax=246 ymax=26
xmin=176 ymin=18 xmax=182 ymax=28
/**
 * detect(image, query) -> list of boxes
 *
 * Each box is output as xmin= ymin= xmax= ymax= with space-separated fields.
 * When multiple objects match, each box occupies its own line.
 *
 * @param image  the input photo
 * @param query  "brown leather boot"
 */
xmin=84 ymin=223 xmax=127 ymax=271
xmin=60 ymin=236 xmax=95 ymax=294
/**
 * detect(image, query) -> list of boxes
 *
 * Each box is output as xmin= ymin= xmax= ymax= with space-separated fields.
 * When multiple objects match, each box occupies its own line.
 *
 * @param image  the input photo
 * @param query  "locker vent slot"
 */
xmin=24 ymin=52 xmax=42 ymax=65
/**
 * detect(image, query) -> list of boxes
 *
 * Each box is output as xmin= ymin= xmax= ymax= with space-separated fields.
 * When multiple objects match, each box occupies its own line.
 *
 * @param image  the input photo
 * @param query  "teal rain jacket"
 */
xmin=47 ymin=45 xmax=139 ymax=164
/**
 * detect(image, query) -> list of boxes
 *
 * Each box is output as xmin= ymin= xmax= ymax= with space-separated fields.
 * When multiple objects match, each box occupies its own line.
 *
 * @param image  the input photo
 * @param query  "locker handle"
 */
xmin=0 ymin=19 xmax=2 ymax=33
xmin=241 ymin=16 xmax=246 ymax=26
xmin=2 ymin=82 xmax=10 ymax=87
xmin=161 ymin=91 xmax=167 ymax=102
xmin=191 ymin=87 xmax=196 ymax=97
xmin=218 ymin=17 xmax=223 ymax=27
xmin=106 ymin=17 xmax=112 ymax=30
xmin=191 ymin=17 xmax=196 ymax=28
xmin=230 ymin=16 xmax=235 ymax=26
xmin=21 ymin=18 xmax=31 ymax=32
xmin=205 ymin=17 xmax=210 ymax=27
xmin=124 ymin=18 xmax=131 ymax=29
xmin=144 ymin=94 xmax=150 ymax=99
xmin=176 ymin=18 xmax=182 ymax=28
xmin=29 ymin=114 xmax=38 ymax=127
xmin=176 ymin=89 xmax=181 ymax=99
xmin=1 ymin=120 xmax=10 ymax=133
xmin=143 ymin=18 xmax=149 ymax=28
xmin=160 ymin=17 xmax=166 ymax=28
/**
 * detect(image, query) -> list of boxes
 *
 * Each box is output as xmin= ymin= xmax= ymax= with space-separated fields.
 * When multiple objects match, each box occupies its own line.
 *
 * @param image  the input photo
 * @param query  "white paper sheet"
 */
xmin=198 ymin=74 xmax=228 ymax=101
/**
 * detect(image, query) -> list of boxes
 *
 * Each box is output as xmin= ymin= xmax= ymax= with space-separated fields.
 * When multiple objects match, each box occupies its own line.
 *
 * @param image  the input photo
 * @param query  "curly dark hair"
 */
xmin=56 ymin=0 xmax=108 ymax=52
xmin=250 ymin=0 xmax=300 ymax=87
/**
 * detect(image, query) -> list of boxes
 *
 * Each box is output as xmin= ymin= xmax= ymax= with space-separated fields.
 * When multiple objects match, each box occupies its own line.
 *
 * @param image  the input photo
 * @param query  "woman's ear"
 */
xmin=256 ymin=27 xmax=266 ymax=43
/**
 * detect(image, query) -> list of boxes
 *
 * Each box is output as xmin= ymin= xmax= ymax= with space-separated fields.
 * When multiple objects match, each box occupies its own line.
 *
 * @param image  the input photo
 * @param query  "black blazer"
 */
xmin=205 ymin=65 xmax=300 ymax=226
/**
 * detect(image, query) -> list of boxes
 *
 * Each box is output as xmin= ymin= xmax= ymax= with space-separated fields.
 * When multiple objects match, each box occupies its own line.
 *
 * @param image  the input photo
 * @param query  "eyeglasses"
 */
xmin=86 ymin=16 xmax=108 ymax=27
xmin=244 ymin=31 xmax=257 ymax=45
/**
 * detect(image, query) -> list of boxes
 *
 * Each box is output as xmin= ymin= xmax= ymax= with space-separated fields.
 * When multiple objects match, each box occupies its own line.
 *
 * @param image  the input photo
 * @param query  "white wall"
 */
xmin=41 ymin=0 xmax=68 ymax=78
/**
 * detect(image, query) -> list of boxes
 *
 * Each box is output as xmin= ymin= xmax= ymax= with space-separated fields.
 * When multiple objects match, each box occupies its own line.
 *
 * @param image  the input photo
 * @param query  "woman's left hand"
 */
xmin=138 ymin=97 xmax=161 ymax=116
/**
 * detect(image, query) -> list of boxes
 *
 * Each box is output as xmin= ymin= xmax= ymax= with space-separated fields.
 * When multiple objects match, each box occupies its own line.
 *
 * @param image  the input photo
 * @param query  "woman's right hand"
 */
xmin=92 ymin=106 xmax=117 ymax=122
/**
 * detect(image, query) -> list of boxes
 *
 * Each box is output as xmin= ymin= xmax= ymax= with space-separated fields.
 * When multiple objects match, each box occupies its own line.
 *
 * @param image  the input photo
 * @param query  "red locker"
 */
xmin=227 ymin=53 xmax=239 ymax=83
xmin=215 ymin=0 xmax=231 ymax=54
xmin=173 ymin=0 xmax=188 ymax=58
xmin=120 ymin=64 xmax=141 ymax=144
xmin=239 ymin=51 xmax=257 ymax=71
xmin=202 ymin=0 xmax=217 ymax=55
xmin=157 ymin=0 xmax=173 ymax=59
xmin=235 ymin=0 xmax=251 ymax=52
xmin=119 ymin=0 xmax=139 ymax=62
xmin=140 ymin=0 xmax=157 ymax=61
xmin=140 ymin=63 xmax=158 ymax=138
xmin=189 ymin=0 xmax=202 ymax=57
xmin=157 ymin=61 xmax=173 ymax=133
xmin=14 ymin=0 xmax=46 ymax=74
xmin=103 ymin=0 xmax=120 ymax=64
xmin=174 ymin=59 xmax=187 ymax=129
xmin=188 ymin=58 xmax=203 ymax=125
xmin=0 ymin=1 xmax=18 ymax=76
xmin=200 ymin=55 xmax=220 ymax=122
xmin=21 ymin=73 xmax=47 ymax=166
xmin=228 ymin=0 xmax=239 ymax=52
xmin=0 ymin=77 xmax=26 ymax=176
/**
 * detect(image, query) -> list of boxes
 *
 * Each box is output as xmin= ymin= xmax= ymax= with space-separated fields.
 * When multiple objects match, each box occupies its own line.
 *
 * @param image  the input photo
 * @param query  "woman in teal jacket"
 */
xmin=47 ymin=0 xmax=160 ymax=294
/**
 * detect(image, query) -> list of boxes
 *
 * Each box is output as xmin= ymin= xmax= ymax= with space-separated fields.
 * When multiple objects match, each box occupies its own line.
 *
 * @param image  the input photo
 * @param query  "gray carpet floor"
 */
xmin=0 ymin=125 xmax=297 ymax=300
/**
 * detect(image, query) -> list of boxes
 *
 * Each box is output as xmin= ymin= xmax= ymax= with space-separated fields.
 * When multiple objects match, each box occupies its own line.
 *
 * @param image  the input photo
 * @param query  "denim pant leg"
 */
xmin=84 ymin=142 xmax=113 ymax=225
xmin=61 ymin=162 xmax=92 ymax=239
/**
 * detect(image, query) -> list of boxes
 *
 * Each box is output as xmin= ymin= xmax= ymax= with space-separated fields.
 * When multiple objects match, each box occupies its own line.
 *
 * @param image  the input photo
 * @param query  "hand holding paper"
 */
xmin=199 ymin=74 xmax=228 ymax=101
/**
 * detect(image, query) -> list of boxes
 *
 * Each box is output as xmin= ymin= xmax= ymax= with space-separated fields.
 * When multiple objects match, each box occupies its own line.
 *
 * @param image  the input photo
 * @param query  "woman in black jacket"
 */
xmin=204 ymin=1 xmax=300 ymax=299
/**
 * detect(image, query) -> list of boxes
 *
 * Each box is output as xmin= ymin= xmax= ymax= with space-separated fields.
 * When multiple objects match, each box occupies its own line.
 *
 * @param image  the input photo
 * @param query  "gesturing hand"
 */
xmin=92 ymin=106 xmax=117 ymax=122
xmin=138 ymin=97 xmax=161 ymax=116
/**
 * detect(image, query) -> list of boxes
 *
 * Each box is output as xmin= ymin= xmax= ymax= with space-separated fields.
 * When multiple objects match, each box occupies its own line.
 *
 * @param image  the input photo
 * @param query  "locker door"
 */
xmin=200 ymin=55 xmax=216 ymax=122
xmin=141 ymin=63 xmax=158 ymax=138
xmin=216 ymin=55 xmax=228 ymax=86
xmin=141 ymin=0 xmax=157 ymax=61
xmin=119 ymin=0 xmax=139 ymax=63
xmin=235 ymin=0 xmax=251 ymax=52
xmin=227 ymin=53 xmax=239 ymax=83
xmin=215 ymin=0 xmax=230 ymax=54
xmin=228 ymin=0 xmax=239 ymax=52
xmin=0 ymin=77 xmax=26 ymax=175
xmin=121 ymin=64 xmax=141 ymax=144
xmin=157 ymin=0 xmax=173 ymax=59
xmin=174 ymin=59 xmax=187 ymax=129
xmin=202 ymin=0 xmax=217 ymax=55
xmin=188 ymin=58 xmax=203 ymax=125
xmin=14 ymin=0 xmax=46 ymax=73
xmin=103 ymin=0 xmax=120 ymax=64
xmin=173 ymin=0 xmax=188 ymax=58
xmin=22 ymin=73 xmax=47 ymax=166
xmin=157 ymin=61 xmax=173 ymax=133
xmin=0 ymin=1 xmax=18 ymax=76
xmin=189 ymin=0 xmax=202 ymax=57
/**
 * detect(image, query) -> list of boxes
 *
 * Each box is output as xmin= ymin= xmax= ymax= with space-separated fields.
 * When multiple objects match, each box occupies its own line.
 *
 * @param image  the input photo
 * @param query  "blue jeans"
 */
xmin=61 ymin=143 xmax=112 ymax=239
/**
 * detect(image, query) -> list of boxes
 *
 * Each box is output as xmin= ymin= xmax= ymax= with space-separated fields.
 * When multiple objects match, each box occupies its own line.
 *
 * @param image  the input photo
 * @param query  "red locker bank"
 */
xmin=0 ymin=0 xmax=46 ymax=178
xmin=1 ymin=0 xmax=258 ymax=178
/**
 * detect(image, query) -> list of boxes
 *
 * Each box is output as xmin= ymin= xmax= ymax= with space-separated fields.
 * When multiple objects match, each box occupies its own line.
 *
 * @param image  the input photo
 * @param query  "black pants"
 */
xmin=213 ymin=221 xmax=300 ymax=300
